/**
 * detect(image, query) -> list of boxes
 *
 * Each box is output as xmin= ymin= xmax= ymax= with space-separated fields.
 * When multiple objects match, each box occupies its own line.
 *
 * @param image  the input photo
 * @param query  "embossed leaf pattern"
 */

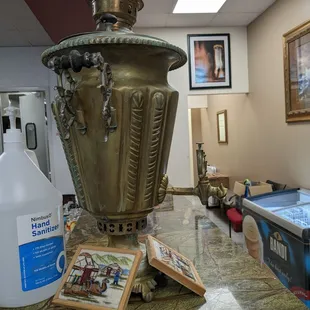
xmin=127 ymin=91 xmax=144 ymax=205
xmin=144 ymin=93 xmax=165 ymax=203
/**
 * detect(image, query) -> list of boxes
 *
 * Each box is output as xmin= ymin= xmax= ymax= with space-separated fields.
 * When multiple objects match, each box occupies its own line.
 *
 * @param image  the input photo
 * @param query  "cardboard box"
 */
xmin=233 ymin=181 xmax=273 ymax=197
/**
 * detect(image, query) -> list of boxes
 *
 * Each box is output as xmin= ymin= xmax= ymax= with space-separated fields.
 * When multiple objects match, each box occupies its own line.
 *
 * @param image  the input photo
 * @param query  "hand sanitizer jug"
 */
xmin=0 ymin=104 xmax=66 ymax=308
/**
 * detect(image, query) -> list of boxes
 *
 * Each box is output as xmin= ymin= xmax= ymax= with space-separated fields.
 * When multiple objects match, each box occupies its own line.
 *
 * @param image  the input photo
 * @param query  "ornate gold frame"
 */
xmin=217 ymin=110 xmax=228 ymax=144
xmin=283 ymin=19 xmax=310 ymax=122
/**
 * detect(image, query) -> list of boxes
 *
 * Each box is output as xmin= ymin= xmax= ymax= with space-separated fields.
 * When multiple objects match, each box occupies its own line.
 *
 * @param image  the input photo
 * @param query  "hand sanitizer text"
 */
xmin=31 ymin=214 xmax=60 ymax=237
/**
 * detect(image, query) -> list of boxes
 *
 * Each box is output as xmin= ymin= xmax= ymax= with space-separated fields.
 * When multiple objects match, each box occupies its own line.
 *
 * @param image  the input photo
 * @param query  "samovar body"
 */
xmin=42 ymin=0 xmax=230 ymax=301
xmin=50 ymin=43 xmax=181 ymax=233
xmin=42 ymin=0 xmax=186 ymax=271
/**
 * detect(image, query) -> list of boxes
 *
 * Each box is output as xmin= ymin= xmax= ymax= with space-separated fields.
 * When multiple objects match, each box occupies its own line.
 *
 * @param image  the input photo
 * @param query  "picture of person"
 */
xmin=113 ymin=270 xmax=121 ymax=286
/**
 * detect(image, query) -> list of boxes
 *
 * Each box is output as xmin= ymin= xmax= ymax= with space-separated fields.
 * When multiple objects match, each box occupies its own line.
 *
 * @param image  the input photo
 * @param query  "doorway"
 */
xmin=187 ymin=95 xmax=209 ymax=187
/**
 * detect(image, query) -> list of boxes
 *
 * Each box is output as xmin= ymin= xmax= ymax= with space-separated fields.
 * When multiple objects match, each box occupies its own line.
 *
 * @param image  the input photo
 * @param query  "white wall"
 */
xmin=136 ymin=27 xmax=249 ymax=187
xmin=0 ymin=47 xmax=74 ymax=194
xmin=0 ymin=25 xmax=249 ymax=192
xmin=188 ymin=95 xmax=208 ymax=109
xmin=0 ymin=47 xmax=48 ymax=89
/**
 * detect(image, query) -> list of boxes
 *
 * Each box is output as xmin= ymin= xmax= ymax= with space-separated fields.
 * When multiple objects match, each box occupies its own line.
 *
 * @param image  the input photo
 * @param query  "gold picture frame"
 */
xmin=146 ymin=235 xmax=206 ymax=297
xmin=217 ymin=110 xmax=228 ymax=144
xmin=53 ymin=245 xmax=142 ymax=310
xmin=284 ymin=19 xmax=310 ymax=122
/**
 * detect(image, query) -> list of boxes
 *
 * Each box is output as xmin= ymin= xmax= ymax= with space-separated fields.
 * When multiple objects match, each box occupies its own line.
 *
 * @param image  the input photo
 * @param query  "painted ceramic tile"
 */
xmin=53 ymin=245 xmax=142 ymax=310
xmin=153 ymin=239 xmax=197 ymax=282
xmin=147 ymin=236 xmax=206 ymax=296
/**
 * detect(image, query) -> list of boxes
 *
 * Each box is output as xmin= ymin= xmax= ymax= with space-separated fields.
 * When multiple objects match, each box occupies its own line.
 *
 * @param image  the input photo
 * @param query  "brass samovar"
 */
xmin=42 ymin=0 xmax=226 ymax=301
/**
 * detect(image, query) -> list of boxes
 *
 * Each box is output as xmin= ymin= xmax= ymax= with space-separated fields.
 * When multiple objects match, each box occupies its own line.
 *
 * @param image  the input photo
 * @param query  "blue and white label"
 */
xmin=17 ymin=208 xmax=65 ymax=291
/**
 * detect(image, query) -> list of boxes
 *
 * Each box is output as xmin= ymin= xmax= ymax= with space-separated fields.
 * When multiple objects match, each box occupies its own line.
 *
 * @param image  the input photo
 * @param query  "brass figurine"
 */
xmin=42 ymin=0 xmax=187 ymax=302
xmin=167 ymin=143 xmax=227 ymax=206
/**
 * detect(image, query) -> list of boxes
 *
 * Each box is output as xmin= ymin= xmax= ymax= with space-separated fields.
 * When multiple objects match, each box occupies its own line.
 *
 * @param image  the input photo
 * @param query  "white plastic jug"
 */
xmin=0 ymin=103 xmax=66 ymax=307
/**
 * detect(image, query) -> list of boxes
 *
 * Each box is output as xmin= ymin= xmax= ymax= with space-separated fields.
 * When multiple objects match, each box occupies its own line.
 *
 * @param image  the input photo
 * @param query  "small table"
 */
xmin=207 ymin=173 xmax=230 ymax=189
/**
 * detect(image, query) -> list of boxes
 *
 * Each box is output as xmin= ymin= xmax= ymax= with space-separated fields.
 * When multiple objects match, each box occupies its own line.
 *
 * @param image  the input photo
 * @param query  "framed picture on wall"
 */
xmin=284 ymin=20 xmax=310 ymax=122
xmin=217 ymin=110 xmax=228 ymax=144
xmin=187 ymin=34 xmax=232 ymax=90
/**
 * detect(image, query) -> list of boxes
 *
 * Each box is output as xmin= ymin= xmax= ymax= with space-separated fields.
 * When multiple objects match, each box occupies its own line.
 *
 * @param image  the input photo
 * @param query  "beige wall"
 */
xmin=200 ymin=94 xmax=256 ymax=188
xmin=136 ymin=26 xmax=248 ymax=187
xmin=201 ymin=0 xmax=310 ymax=189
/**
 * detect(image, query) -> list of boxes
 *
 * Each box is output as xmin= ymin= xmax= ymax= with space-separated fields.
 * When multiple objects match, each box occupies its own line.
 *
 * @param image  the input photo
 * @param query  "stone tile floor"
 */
xmin=181 ymin=196 xmax=245 ymax=247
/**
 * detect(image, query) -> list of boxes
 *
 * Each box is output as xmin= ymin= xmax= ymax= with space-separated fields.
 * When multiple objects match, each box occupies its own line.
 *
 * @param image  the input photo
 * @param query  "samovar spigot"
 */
xmin=167 ymin=143 xmax=227 ymax=207
xmin=193 ymin=178 xmax=227 ymax=206
xmin=195 ymin=143 xmax=227 ymax=205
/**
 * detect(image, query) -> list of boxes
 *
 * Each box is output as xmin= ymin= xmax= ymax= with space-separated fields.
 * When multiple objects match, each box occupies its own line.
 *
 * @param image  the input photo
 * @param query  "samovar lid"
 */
xmin=41 ymin=0 xmax=187 ymax=71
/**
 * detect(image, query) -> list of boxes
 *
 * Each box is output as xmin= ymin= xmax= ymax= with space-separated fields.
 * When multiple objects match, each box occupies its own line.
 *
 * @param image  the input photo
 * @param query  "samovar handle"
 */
xmin=47 ymin=50 xmax=105 ymax=74
xmin=48 ymin=50 xmax=117 ymax=142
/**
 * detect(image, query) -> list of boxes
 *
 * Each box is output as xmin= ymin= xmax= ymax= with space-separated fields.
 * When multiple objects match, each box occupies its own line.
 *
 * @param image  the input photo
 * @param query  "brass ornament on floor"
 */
xmin=42 ymin=0 xmax=187 ymax=302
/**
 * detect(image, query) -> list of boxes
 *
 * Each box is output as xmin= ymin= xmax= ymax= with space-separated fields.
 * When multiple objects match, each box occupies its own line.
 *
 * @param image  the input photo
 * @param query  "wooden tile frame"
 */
xmin=283 ymin=19 xmax=310 ymax=122
xmin=53 ymin=245 xmax=142 ymax=310
xmin=146 ymin=235 xmax=206 ymax=297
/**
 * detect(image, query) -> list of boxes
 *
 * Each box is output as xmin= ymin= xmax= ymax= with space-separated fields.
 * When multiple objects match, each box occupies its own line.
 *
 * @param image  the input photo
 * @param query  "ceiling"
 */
xmin=0 ymin=0 xmax=276 ymax=47
xmin=0 ymin=0 xmax=53 ymax=46
xmin=136 ymin=0 xmax=276 ymax=27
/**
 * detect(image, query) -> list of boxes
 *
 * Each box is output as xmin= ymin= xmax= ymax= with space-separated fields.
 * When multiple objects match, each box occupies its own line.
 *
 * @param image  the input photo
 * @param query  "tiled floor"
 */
xmin=181 ymin=196 xmax=245 ymax=247
xmin=206 ymin=207 xmax=245 ymax=246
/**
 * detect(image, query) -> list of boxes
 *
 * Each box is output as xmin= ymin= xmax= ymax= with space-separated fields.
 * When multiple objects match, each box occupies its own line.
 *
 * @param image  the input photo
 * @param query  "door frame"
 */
xmin=187 ymin=108 xmax=195 ymax=188
xmin=187 ymin=95 xmax=209 ymax=188
xmin=0 ymin=87 xmax=55 ymax=186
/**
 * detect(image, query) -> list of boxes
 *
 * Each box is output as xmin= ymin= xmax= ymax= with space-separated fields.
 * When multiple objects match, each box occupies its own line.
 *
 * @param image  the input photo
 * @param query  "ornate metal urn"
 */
xmin=42 ymin=0 xmax=187 ymax=301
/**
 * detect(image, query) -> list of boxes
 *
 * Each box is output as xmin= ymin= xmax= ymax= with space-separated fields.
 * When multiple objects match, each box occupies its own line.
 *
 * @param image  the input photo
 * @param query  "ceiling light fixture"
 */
xmin=173 ymin=0 xmax=227 ymax=14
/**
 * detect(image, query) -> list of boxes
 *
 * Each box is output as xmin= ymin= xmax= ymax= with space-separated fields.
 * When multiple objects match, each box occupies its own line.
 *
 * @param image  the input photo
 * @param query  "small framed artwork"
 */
xmin=188 ymin=33 xmax=232 ymax=90
xmin=53 ymin=245 xmax=142 ymax=310
xmin=284 ymin=20 xmax=310 ymax=122
xmin=217 ymin=110 xmax=228 ymax=144
xmin=146 ymin=235 xmax=206 ymax=297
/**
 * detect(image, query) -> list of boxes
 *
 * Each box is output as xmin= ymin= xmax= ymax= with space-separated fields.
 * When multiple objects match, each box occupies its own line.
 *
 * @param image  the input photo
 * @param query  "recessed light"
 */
xmin=173 ymin=0 xmax=227 ymax=14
